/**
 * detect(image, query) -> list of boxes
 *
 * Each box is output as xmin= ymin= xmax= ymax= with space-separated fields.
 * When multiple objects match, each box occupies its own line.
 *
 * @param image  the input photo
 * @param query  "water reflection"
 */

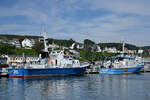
xmin=98 ymin=75 xmax=129 ymax=100
xmin=7 ymin=76 xmax=88 ymax=100
xmin=0 ymin=73 xmax=150 ymax=100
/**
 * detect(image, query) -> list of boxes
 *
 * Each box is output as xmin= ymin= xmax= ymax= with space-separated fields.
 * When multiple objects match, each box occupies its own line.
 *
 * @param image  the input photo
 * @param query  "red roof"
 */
xmin=13 ymin=38 xmax=19 ymax=41
xmin=145 ymin=49 xmax=150 ymax=52
xmin=63 ymin=54 xmax=74 ymax=56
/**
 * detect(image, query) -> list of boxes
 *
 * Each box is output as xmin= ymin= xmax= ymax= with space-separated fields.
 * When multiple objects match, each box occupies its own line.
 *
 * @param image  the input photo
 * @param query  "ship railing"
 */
xmin=47 ymin=63 xmax=81 ymax=68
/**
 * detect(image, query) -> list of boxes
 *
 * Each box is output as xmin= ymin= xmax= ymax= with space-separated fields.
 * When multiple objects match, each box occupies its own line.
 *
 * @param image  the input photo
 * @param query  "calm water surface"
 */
xmin=0 ymin=73 xmax=150 ymax=100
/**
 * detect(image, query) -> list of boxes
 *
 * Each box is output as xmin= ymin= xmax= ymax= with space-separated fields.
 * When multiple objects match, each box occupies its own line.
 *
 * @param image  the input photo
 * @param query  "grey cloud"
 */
xmin=0 ymin=0 xmax=150 ymax=46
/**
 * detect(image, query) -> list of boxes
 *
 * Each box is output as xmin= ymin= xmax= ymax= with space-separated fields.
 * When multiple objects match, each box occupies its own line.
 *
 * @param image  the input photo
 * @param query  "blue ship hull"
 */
xmin=99 ymin=65 xmax=144 ymax=74
xmin=0 ymin=68 xmax=2 ymax=75
xmin=8 ymin=67 xmax=87 ymax=78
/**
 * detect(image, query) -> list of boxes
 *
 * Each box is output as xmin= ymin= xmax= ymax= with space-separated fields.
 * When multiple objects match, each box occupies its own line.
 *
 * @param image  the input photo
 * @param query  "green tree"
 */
xmin=13 ymin=48 xmax=38 ymax=55
xmin=84 ymin=39 xmax=95 ymax=49
xmin=32 ymin=42 xmax=44 ymax=54
xmin=0 ymin=42 xmax=15 ymax=55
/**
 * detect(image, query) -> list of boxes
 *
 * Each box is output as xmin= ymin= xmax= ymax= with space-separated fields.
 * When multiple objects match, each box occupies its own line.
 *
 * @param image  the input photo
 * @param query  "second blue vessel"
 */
xmin=99 ymin=42 xmax=144 ymax=74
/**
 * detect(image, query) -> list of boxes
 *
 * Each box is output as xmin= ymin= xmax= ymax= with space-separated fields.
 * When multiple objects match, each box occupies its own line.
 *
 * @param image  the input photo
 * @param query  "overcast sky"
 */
xmin=0 ymin=0 xmax=150 ymax=46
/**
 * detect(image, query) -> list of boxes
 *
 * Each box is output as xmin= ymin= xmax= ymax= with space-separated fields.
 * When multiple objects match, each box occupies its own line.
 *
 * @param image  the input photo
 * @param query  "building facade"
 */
xmin=7 ymin=55 xmax=39 ymax=64
xmin=22 ymin=38 xmax=35 ymax=48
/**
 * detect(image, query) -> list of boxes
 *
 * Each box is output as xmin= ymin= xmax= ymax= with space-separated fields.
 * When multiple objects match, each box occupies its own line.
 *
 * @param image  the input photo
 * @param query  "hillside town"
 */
xmin=0 ymin=35 xmax=150 ymax=73
xmin=0 ymin=36 xmax=147 ymax=53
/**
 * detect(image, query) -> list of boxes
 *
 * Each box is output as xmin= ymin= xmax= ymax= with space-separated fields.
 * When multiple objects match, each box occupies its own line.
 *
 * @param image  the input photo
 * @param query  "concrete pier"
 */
xmin=85 ymin=69 xmax=99 ymax=74
xmin=0 ymin=68 xmax=8 ymax=77
xmin=85 ymin=64 xmax=100 ymax=74
xmin=142 ymin=58 xmax=150 ymax=72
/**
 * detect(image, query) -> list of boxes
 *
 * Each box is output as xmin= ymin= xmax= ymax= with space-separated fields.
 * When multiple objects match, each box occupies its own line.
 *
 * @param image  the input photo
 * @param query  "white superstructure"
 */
xmin=103 ymin=56 xmax=143 ymax=68
xmin=23 ymin=30 xmax=88 ymax=69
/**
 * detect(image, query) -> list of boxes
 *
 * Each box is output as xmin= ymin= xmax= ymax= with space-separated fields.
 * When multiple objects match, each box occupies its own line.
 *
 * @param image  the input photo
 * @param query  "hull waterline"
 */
xmin=99 ymin=65 xmax=144 ymax=74
xmin=8 ymin=67 xmax=87 ymax=78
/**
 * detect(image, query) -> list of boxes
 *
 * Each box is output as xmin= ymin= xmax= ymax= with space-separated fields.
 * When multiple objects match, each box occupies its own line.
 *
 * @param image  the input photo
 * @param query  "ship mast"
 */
xmin=122 ymin=40 xmax=125 ymax=55
xmin=43 ymin=28 xmax=48 ymax=52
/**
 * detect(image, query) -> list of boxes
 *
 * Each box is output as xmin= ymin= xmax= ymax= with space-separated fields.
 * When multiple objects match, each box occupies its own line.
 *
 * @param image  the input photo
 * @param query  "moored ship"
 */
xmin=99 ymin=56 xmax=144 ymax=74
xmin=8 ymin=51 xmax=88 ymax=78
xmin=8 ymin=31 xmax=88 ymax=78
xmin=99 ymin=42 xmax=144 ymax=74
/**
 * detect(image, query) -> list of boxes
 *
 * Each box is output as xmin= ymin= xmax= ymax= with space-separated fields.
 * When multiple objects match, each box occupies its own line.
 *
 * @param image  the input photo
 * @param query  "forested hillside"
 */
xmin=0 ymin=34 xmax=149 ymax=61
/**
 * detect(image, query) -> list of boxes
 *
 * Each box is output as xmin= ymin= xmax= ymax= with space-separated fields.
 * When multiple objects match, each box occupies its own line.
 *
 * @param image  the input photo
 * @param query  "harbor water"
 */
xmin=0 ymin=73 xmax=150 ymax=100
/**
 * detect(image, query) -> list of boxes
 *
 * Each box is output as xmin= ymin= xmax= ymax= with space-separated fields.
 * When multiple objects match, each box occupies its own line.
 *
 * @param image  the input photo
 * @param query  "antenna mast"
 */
xmin=43 ymin=28 xmax=48 ymax=52
xmin=122 ymin=40 xmax=125 ymax=54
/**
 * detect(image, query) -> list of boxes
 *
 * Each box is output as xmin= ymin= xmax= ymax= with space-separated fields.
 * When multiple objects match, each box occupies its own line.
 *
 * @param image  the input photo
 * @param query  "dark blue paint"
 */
xmin=99 ymin=65 xmax=144 ymax=74
xmin=0 ymin=68 xmax=2 ymax=73
xmin=8 ymin=67 xmax=86 ymax=77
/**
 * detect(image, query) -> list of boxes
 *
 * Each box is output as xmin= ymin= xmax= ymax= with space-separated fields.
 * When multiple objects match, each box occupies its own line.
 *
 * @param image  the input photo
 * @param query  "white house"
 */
xmin=2 ymin=40 xmax=21 ymax=48
xmin=103 ymin=47 xmax=118 ymax=53
xmin=70 ymin=43 xmax=84 ymax=50
xmin=22 ymin=38 xmax=35 ymax=48
xmin=48 ymin=42 xmax=59 ymax=49
xmin=76 ymin=43 xmax=84 ymax=49
xmin=11 ymin=40 xmax=21 ymax=48
xmin=96 ymin=45 xmax=102 ymax=52
xmin=138 ymin=49 xmax=144 ymax=54
xmin=70 ymin=43 xmax=76 ymax=49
